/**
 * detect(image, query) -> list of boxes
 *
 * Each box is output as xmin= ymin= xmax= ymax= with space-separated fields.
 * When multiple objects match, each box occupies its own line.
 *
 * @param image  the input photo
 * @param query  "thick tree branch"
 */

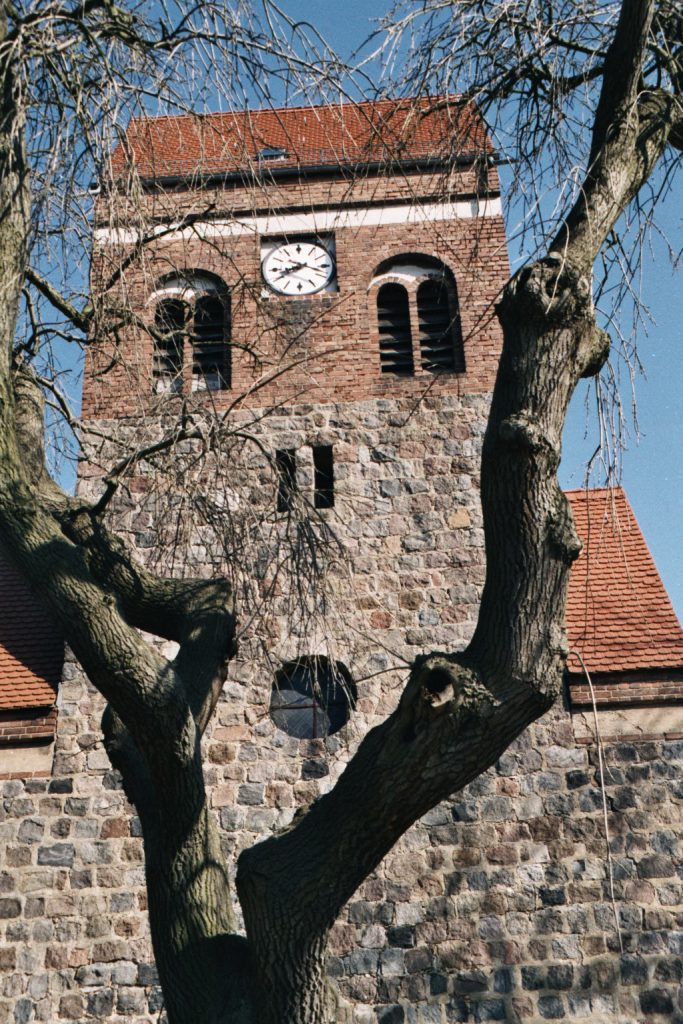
xmin=4 ymin=360 xmax=242 ymax=1024
xmin=25 ymin=265 xmax=93 ymax=333
xmin=558 ymin=85 xmax=683 ymax=265
xmin=10 ymin=361 xmax=236 ymax=702
xmin=589 ymin=0 xmax=656 ymax=162
xmin=62 ymin=506 xmax=233 ymax=642
xmin=237 ymin=653 xmax=547 ymax=1024
xmin=555 ymin=0 xmax=681 ymax=266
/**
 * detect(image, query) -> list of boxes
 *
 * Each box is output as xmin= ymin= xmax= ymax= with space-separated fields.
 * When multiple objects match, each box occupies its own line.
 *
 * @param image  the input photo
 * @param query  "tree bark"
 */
xmin=104 ymin=707 xmax=253 ymax=1024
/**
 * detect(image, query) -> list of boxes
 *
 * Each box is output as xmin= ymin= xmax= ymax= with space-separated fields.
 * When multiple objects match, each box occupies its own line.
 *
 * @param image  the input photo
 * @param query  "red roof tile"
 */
xmin=112 ymin=96 xmax=491 ymax=180
xmin=0 ymin=558 xmax=63 ymax=711
xmin=566 ymin=488 xmax=683 ymax=675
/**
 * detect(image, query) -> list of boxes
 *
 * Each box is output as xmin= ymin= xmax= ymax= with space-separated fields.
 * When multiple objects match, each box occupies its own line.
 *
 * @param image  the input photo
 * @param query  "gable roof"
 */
xmin=0 ymin=557 xmax=62 ymax=712
xmin=112 ymin=96 xmax=492 ymax=181
xmin=566 ymin=487 xmax=682 ymax=675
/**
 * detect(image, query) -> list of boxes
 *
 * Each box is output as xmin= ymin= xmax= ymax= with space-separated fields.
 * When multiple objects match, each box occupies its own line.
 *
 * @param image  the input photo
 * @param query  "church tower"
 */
xmin=82 ymin=97 xmax=509 ymax=746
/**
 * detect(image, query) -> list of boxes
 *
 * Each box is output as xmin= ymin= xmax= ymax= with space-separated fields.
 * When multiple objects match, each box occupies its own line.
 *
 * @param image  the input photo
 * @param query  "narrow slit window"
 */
xmin=154 ymin=299 xmax=185 ymax=393
xmin=417 ymin=278 xmax=464 ymax=373
xmin=192 ymin=295 xmax=230 ymax=390
xmin=313 ymin=445 xmax=334 ymax=509
xmin=377 ymin=283 xmax=413 ymax=375
xmin=276 ymin=449 xmax=297 ymax=512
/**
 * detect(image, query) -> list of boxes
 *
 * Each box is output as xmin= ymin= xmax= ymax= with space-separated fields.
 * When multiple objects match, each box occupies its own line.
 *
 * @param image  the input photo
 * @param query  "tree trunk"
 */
xmin=235 ymin=266 xmax=597 ymax=1021
xmin=103 ymin=706 xmax=254 ymax=1024
xmin=141 ymin=783 xmax=253 ymax=1023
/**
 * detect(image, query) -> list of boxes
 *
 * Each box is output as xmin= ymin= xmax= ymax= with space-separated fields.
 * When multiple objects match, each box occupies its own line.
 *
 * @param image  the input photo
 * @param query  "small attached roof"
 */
xmin=112 ymin=96 xmax=492 ymax=181
xmin=0 ymin=557 xmax=62 ymax=712
xmin=566 ymin=487 xmax=682 ymax=675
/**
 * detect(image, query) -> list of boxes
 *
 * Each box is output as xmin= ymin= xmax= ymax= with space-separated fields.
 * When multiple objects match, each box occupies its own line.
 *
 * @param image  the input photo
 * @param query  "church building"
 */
xmin=1 ymin=97 xmax=682 ymax=1024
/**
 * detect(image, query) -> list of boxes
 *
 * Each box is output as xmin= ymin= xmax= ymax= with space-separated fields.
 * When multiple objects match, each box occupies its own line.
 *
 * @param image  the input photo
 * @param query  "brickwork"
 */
xmin=96 ymin=162 xmax=501 ymax=228
xmin=84 ymin=167 xmax=506 ymax=420
xmin=568 ymin=671 xmax=683 ymax=708
xmin=0 ymin=708 xmax=57 ymax=748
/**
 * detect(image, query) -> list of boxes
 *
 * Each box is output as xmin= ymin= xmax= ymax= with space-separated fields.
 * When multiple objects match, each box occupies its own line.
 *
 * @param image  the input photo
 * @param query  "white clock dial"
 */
xmin=262 ymin=241 xmax=335 ymax=295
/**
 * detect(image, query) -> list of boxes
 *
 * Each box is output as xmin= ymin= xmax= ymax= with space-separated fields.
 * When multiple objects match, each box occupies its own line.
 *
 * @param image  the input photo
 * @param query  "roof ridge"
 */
xmin=125 ymin=93 xmax=462 ymax=129
xmin=563 ymin=485 xmax=625 ymax=496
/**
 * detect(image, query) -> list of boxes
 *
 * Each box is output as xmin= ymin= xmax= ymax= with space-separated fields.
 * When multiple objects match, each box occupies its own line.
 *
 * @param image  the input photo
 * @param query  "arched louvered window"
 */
xmin=377 ymin=283 xmax=413 ymax=375
xmin=154 ymin=298 xmax=185 ymax=393
xmin=152 ymin=275 xmax=231 ymax=394
xmin=193 ymin=295 xmax=230 ymax=390
xmin=417 ymin=278 xmax=464 ymax=373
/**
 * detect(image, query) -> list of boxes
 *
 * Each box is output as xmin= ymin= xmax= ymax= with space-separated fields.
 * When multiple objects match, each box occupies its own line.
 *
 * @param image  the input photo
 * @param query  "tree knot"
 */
xmin=61 ymin=505 xmax=98 ymax=547
xmin=498 ymin=255 xmax=592 ymax=327
xmin=403 ymin=654 xmax=494 ymax=724
xmin=547 ymin=491 xmax=583 ymax=565
xmin=420 ymin=658 xmax=463 ymax=709
xmin=499 ymin=413 xmax=559 ymax=466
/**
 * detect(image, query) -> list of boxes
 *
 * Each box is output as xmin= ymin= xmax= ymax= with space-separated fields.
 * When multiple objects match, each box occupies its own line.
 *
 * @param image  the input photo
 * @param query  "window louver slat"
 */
xmin=417 ymin=279 xmax=464 ymax=373
xmin=153 ymin=299 xmax=185 ymax=392
xmin=377 ymin=283 xmax=414 ymax=375
xmin=192 ymin=296 xmax=230 ymax=390
xmin=153 ymin=286 xmax=232 ymax=394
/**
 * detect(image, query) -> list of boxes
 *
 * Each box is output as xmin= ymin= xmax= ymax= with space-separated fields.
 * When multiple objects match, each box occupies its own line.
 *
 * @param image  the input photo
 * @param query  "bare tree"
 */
xmin=0 ymin=2 xmax=681 ymax=1023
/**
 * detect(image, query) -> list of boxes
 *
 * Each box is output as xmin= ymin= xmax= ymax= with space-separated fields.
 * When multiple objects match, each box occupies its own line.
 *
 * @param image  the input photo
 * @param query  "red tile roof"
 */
xmin=566 ymin=487 xmax=683 ymax=675
xmin=0 ymin=558 xmax=62 ymax=711
xmin=112 ymin=96 xmax=492 ymax=180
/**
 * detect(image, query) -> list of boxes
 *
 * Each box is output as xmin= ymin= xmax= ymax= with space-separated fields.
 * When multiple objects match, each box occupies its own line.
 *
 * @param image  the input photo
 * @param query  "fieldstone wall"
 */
xmin=1 ymin=650 xmax=159 ymax=1024
xmin=3 ymin=678 xmax=683 ymax=1023
xmin=2 ymin=393 xmax=682 ymax=1023
xmin=77 ymin=393 xmax=492 ymax=684
xmin=330 ymin=710 xmax=683 ymax=1024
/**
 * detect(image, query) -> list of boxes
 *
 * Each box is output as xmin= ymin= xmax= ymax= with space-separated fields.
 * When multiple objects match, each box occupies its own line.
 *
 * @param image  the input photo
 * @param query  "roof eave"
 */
xmin=112 ymin=150 xmax=501 ymax=192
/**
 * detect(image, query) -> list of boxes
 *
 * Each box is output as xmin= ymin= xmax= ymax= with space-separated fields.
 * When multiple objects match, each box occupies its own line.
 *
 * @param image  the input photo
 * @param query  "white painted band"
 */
xmin=94 ymin=198 xmax=502 ymax=246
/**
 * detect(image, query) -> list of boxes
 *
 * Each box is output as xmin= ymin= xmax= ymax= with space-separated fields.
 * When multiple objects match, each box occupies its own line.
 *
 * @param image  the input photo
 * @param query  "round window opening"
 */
xmin=270 ymin=656 xmax=356 ymax=739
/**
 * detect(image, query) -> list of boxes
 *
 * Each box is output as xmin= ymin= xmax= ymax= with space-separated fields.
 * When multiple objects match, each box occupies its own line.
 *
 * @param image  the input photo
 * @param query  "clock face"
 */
xmin=262 ymin=241 xmax=335 ymax=295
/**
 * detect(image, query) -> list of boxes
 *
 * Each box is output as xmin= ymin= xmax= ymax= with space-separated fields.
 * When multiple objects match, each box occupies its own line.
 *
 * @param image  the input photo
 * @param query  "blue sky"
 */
xmin=276 ymin=0 xmax=682 ymax=618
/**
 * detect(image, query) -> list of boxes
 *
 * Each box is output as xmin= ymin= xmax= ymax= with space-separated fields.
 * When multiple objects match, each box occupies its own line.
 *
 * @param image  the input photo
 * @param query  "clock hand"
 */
xmin=277 ymin=262 xmax=306 ymax=277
